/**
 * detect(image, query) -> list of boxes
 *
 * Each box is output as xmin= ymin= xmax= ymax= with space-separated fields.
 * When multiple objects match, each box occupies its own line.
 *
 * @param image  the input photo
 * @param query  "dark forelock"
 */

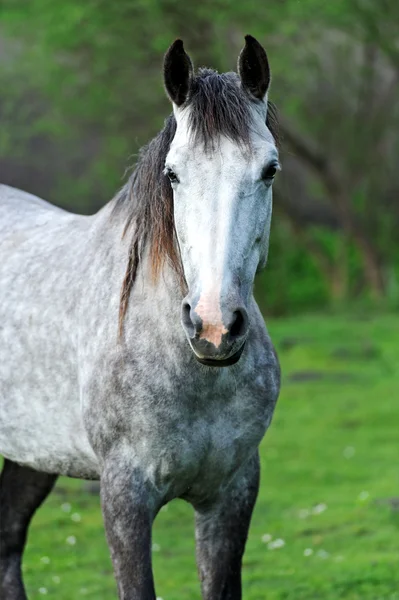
xmin=186 ymin=69 xmax=252 ymax=148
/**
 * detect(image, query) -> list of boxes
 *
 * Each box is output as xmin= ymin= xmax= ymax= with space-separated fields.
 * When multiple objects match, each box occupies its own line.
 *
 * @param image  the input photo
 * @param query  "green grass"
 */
xmin=21 ymin=313 xmax=399 ymax=599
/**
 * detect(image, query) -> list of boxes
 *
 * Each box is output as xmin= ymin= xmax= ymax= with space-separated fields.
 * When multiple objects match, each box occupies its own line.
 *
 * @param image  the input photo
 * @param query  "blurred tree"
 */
xmin=0 ymin=0 xmax=398 ymax=311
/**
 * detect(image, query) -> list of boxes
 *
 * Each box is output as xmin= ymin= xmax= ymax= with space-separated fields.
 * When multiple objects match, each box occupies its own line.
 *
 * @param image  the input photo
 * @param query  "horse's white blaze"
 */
xmin=167 ymin=103 xmax=277 ymax=352
xmin=188 ymin=149 xmax=236 ymax=347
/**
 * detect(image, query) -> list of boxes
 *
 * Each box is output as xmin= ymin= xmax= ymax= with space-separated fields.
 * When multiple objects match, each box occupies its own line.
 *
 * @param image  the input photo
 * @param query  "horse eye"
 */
xmin=261 ymin=164 xmax=278 ymax=181
xmin=166 ymin=168 xmax=179 ymax=184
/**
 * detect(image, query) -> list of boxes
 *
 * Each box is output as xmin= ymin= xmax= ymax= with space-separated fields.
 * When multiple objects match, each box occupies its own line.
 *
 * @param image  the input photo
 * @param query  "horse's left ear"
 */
xmin=238 ymin=35 xmax=270 ymax=101
xmin=164 ymin=39 xmax=194 ymax=107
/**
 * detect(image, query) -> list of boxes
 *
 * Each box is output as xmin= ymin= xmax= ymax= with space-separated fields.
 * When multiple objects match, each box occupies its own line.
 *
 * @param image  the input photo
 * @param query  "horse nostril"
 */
xmin=229 ymin=309 xmax=248 ymax=341
xmin=181 ymin=300 xmax=202 ymax=339
xmin=181 ymin=301 xmax=194 ymax=337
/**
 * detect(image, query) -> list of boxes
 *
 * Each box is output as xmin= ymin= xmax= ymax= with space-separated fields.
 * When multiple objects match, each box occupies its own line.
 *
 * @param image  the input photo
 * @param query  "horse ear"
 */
xmin=164 ymin=39 xmax=193 ymax=107
xmin=238 ymin=35 xmax=270 ymax=101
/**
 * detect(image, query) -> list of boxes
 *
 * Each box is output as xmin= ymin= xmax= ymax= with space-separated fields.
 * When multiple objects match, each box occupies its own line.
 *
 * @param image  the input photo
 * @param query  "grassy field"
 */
xmin=20 ymin=313 xmax=399 ymax=599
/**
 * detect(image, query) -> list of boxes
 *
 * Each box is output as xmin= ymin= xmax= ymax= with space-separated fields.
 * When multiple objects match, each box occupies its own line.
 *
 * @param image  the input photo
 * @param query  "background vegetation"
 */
xmin=0 ymin=1 xmax=398 ymax=598
xmin=1 ymin=0 xmax=398 ymax=314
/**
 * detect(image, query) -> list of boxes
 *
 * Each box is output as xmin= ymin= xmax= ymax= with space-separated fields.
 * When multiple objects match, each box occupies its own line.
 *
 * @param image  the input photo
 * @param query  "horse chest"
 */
xmin=131 ymin=389 xmax=270 ymax=502
xmin=85 ymin=338 xmax=279 ymax=498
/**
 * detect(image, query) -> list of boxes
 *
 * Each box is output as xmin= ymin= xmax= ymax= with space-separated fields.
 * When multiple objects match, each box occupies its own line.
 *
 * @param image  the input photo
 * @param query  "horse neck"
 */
xmin=88 ymin=195 xmax=184 ymax=344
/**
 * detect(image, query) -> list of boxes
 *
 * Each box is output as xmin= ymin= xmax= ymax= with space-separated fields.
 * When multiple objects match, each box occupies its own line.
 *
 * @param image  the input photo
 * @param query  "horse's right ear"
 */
xmin=164 ymin=39 xmax=193 ymax=107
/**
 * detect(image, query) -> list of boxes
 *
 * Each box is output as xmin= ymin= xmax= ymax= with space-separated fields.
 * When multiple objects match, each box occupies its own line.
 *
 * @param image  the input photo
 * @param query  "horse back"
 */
xmin=0 ymin=184 xmax=68 ymax=238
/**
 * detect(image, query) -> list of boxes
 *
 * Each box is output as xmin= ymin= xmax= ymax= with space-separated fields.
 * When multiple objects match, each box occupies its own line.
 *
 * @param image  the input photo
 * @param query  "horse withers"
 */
xmin=0 ymin=36 xmax=280 ymax=599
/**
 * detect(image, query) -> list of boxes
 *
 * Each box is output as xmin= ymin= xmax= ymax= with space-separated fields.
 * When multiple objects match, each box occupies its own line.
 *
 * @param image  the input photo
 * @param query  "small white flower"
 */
xmin=358 ymin=491 xmax=369 ymax=501
xmin=298 ymin=509 xmax=310 ymax=519
xmin=152 ymin=543 xmax=161 ymax=552
xmin=52 ymin=576 xmax=61 ymax=584
xmin=304 ymin=548 xmax=313 ymax=557
xmin=61 ymin=502 xmax=72 ymax=513
xmin=343 ymin=446 xmax=355 ymax=459
xmin=312 ymin=503 xmax=327 ymax=515
xmin=261 ymin=533 xmax=272 ymax=543
xmin=38 ymin=588 xmax=48 ymax=595
xmin=317 ymin=549 xmax=329 ymax=559
xmin=71 ymin=512 xmax=81 ymax=522
xmin=40 ymin=556 xmax=50 ymax=564
xmin=66 ymin=536 xmax=76 ymax=545
xmin=268 ymin=538 xmax=285 ymax=550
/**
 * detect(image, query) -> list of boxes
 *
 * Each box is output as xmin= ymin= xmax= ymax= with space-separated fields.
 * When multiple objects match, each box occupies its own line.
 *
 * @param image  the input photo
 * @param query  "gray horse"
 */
xmin=0 ymin=36 xmax=280 ymax=599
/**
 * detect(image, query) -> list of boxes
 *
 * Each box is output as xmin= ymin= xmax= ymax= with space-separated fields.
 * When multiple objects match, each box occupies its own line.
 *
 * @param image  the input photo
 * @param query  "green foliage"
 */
xmin=21 ymin=313 xmax=399 ymax=598
xmin=0 ymin=0 xmax=398 ymax=312
xmin=256 ymin=223 xmax=330 ymax=315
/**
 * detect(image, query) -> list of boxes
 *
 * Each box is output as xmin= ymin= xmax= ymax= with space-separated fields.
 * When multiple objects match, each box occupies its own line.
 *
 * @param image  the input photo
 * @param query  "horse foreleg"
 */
xmin=100 ymin=459 xmax=157 ymax=600
xmin=0 ymin=459 xmax=57 ymax=600
xmin=194 ymin=452 xmax=260 ymax=600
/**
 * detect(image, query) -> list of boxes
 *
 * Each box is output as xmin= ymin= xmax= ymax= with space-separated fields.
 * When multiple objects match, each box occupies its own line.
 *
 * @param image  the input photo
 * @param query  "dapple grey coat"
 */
xmin=0 ymin=35 xmax=280 ymax=600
